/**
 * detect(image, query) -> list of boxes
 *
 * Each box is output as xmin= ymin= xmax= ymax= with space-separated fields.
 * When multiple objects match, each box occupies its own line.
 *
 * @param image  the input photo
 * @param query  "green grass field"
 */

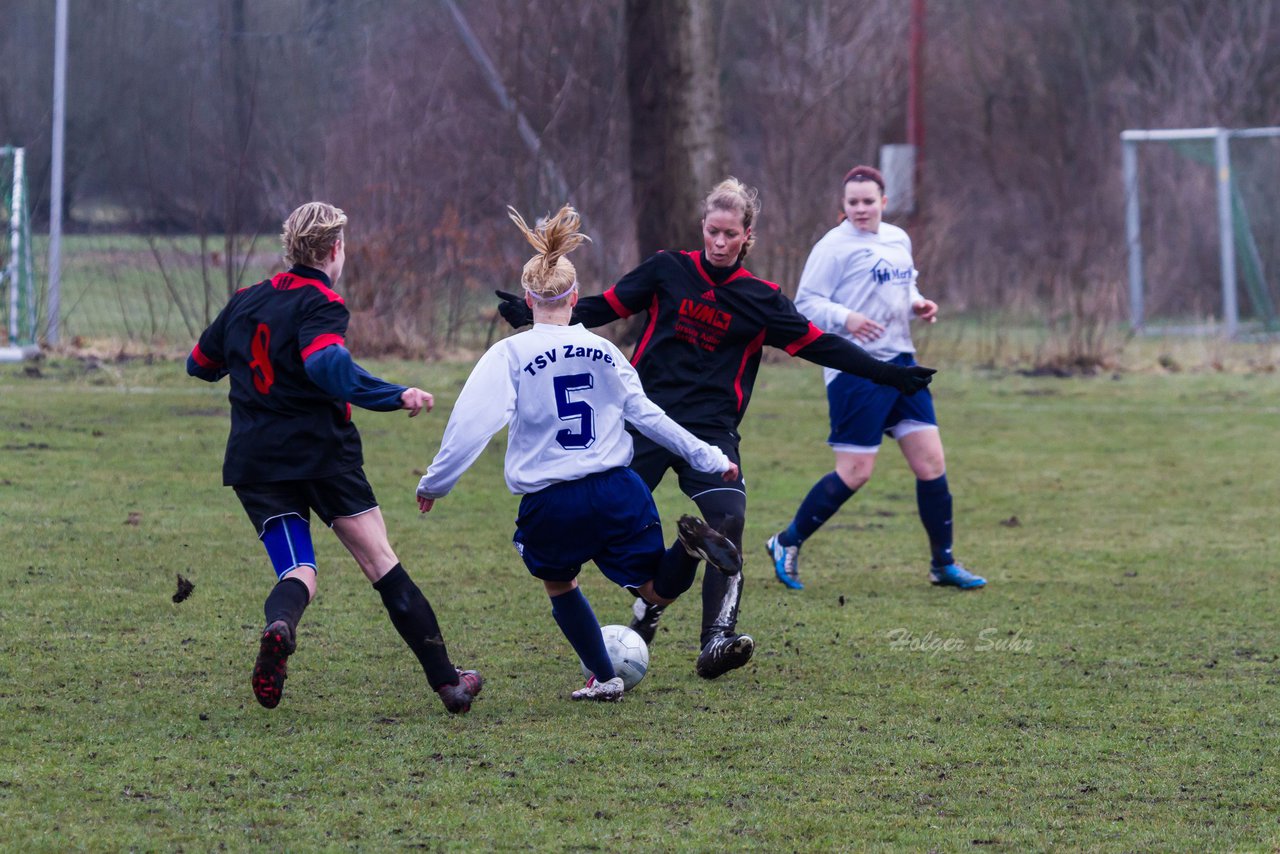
xmin=1 ymin=354 xmax=1278 ymax=850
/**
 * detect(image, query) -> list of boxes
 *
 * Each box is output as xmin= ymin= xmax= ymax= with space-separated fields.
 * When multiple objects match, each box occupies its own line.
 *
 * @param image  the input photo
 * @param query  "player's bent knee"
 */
xmin=912 ymin=460 xmax=946 ymax=481
xmin=834 ymin=461 xmax=873 ymax=490
xmin=261 ymin=514 xmax=318 ymax=581
xmin=541 ymin=578 xmax=579 ymax=597
xmin=837 ymin=471 xmax=870 ymax=491
xmin=636 ymin=581 xmax=676 ymax=607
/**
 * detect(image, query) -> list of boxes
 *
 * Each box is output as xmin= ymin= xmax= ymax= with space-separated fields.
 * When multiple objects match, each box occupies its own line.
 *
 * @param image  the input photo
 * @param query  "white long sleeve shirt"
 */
xmin=794 ymin=220 xmax=925 ymax=384
xmin=418 ymin=323 xmax=731 ymax=498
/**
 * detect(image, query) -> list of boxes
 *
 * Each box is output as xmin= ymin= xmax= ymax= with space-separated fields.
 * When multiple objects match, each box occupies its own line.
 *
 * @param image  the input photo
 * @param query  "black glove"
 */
xmin=495 ymin=290 xmax=533 ymax=328
xmin=886 ymin=364 xmax=936 ymax=395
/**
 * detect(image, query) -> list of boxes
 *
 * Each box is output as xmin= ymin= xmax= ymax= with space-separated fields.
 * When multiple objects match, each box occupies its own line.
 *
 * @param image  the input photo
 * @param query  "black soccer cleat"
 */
xmin=252 ymin=620 xmax=296 ymax=709
xmin=676 ymin=515 xmax=742 ymax=576
xmin=436 ymin=668 xmax=484 ymax=714
xmin=695 ymin=632 xmax=754 ymax=680
xmin=628 ymin=598 xmax=665 ymax=645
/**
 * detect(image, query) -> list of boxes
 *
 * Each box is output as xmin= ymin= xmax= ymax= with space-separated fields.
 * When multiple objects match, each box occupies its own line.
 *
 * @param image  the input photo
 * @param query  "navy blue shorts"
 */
xmin=233 ymin=467 xmax=378 ymax=536
xmin=513 ymin=467 xmax=664 ymax=589
xmin=827 ymin=353 xmax=938 ymax=451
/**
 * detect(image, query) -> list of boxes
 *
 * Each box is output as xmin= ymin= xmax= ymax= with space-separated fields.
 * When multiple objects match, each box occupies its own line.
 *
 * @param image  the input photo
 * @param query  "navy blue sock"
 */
xmin=652 ymin=543 xmax=697 ymax=600
xmin=550 ymin=588 xmax=616 ymax=682
xmin=916 ymin=474 xmax=954 ymax=568
xmin=780 ymin=472 xmax=856 ymax=546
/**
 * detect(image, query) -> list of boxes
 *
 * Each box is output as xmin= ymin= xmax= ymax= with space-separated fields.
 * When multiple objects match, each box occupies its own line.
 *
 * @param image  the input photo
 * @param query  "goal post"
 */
xmin=1 ymin=145 xmax=38 ymax=350
xmin=1122 ymin=126 xmax=1280 ymax=338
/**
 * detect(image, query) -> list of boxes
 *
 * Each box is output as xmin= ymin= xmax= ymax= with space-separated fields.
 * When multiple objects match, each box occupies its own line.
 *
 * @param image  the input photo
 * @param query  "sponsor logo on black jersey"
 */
xmin=675 ymin=298 xmax=733 ymax=352
xmin=678 ymin=298 xmax=732 ymax=330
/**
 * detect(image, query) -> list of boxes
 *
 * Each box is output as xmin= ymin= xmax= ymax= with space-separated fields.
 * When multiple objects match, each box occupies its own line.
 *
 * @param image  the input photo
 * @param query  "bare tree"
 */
xmin=720 ymin=1 xmax=907 ymax=290
xmin=624 ymin=0 xmax=727 ymax=257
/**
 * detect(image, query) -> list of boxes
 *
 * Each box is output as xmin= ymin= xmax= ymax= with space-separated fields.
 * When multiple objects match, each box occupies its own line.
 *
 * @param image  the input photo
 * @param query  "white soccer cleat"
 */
xmin=571 ymin=675 xmax=624 ymax=702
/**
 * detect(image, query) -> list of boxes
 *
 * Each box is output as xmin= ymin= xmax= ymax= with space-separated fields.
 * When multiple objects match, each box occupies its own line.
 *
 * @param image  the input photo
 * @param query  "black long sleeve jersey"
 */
xmin=572 ymin=250 xmax=896 ymax=434
xmin=189 ymin=265 xmax=366 ymax=485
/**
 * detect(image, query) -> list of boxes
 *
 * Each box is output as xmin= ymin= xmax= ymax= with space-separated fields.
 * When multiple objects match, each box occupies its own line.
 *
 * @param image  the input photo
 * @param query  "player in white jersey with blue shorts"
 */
xmin=766 ymin=166 xmax=985 ymax=592
xmin=417 ymin=205 xmax=742 ymax=702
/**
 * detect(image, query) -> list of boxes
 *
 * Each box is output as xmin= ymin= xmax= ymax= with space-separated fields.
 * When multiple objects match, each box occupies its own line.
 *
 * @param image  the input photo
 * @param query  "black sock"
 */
xmin=373 ymin=563 xmax=458 ymax=690
xmin=263 ymin=577 xmax=309 ymax=633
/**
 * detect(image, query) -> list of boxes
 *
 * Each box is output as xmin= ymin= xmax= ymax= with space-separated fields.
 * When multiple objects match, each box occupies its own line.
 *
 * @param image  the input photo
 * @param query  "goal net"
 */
xmin=1122 ymin=127 xmax=1280 ymax=337
xmin=1 ymin=146 xmax=37 ymax=347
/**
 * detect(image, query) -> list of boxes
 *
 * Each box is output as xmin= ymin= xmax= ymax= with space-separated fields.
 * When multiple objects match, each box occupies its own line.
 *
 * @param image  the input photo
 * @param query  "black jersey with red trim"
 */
xmin=189 ymin=265 xmax=364 ymax=485
xmin=572 ymin=250 xmax=824 ymax=433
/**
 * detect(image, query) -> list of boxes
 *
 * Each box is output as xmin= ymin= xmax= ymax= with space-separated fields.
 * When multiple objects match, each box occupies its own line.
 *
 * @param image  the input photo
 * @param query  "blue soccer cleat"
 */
xmin=929 ymin=562 xmax=986 ymax=590
xmin=765 ymin=534 xmax=803 ymax=590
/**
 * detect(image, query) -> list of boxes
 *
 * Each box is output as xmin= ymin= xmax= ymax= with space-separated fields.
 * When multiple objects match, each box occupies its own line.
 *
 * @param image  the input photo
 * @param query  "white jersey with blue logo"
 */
xmin=419 ymin=322 xmax=731 ymax=498
xmin=794 ymin=220 xmax=924 ymax=384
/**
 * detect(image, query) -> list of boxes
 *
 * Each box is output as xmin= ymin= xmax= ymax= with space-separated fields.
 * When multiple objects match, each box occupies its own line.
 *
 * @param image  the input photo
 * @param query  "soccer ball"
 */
xmin=580 ymin=624 xmax=649 ymax=690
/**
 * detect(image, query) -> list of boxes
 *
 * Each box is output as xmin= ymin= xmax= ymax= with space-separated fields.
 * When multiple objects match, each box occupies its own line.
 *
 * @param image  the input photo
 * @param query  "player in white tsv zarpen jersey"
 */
xmin=417 ymin=205 xmax=742 ymax=702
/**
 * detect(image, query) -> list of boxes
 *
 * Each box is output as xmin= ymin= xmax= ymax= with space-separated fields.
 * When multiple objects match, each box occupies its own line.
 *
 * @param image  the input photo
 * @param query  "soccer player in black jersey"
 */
xmin=188 ymin=201 xmax=481 ymax=714
xmin=497 ymin=178 xmax=934 ymax=679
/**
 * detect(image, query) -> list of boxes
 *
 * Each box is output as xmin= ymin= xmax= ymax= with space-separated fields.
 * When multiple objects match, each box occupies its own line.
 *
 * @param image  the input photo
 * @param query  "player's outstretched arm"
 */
xmin=495 ymin=290 xmax=533 ymax=328
xmin=616 ymin=353 xmax=737 ymax=476
xmin=798 ymin=333 xmax=935 ymax=395
xmin=415 ymin=344 xmax=516 ymax=506
xmin=627 ymin=397 xmax=736 ymax=477
xmin=303 ymin=344 xmax=409 ymax=411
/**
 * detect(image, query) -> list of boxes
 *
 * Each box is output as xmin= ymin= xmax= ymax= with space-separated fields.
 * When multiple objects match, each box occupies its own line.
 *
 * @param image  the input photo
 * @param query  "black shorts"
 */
xmin=233 ymin=467 xmax=379 ymax=535
xmin=629 ymin=429 xmax=745 ymax=502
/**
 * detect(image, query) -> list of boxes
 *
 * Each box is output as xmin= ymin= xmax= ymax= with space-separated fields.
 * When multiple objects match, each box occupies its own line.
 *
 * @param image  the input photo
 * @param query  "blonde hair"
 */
xmin=507 ymin=204 xmax=590 ymax=300
xmin=282 ymin=202 xmax=347 ymax=268
xmin=702 ymin=177 xmax=760 ymax=262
